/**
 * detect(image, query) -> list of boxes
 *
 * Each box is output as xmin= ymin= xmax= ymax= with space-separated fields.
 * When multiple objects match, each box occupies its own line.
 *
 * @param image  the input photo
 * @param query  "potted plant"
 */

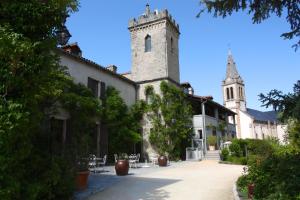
xmin=207 ymin=135 xmax=217 ymax=151
xmin=115 ymin=153 xmax=129 ymax=176
xmin=75 ymin=157 xmax=90 ymax=190
xmin=75 ymin=134 xmax=92 ymax=190
xmin=158 ymin=155 xmax=168 ymax=167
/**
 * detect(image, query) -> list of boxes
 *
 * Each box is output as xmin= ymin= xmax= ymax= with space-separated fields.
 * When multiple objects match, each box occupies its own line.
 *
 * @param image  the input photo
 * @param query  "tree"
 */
xmin=198 ymin=0 xmax=300 ymax=50
xmin=0 ymin=1 xmax=80 ymax=199
xmin=146 ymin=81 xmax=193 ymax=160
xmin=103 ymin=86 xmax=146 ymax=157
xmin=259 ymin=80 xmax=300 ymax=150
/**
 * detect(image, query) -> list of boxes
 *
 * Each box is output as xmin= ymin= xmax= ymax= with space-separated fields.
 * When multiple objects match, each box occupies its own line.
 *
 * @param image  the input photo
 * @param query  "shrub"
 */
xmin=207 ymin=135 xmax=217 ymax=146
xmin=229 ymin=140 xmax=242 ymax=157
xmin=220 ymin=148 xmax=229 ymax=161
xmin=238 ymin=144 xmax=300 ymax=199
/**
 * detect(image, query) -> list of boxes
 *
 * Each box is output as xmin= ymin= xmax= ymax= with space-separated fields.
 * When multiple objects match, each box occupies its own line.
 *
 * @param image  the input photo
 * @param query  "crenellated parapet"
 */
xmin=128 ymin=4 xmax=180 ymax=33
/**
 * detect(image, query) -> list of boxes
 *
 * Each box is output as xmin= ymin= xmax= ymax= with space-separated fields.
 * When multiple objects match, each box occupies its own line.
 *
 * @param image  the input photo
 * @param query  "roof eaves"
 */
xmin=57 ymin=48 xmax=136 ymax=86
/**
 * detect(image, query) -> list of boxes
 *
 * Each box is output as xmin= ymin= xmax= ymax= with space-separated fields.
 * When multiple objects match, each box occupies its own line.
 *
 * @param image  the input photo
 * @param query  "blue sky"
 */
xmin=66 ymin=0 xmax=299 ymax=111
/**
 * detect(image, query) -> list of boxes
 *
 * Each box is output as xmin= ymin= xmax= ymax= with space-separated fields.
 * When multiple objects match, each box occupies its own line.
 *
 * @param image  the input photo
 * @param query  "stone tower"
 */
xmin=128 ymin=4 xmax=180 ymax=100
xmin=222 ymin=50 xmax=246 ymax=138
xmin=127 ymin=5 xmax=181 ymax=156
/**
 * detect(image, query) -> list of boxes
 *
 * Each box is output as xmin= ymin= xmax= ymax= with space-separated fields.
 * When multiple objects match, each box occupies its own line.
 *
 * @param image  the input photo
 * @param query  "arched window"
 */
xmin=240 ymin=88 xmax=243 ymax=98
xmin=230 ymin=87 xmax=234 ymax=99
xmin=145 ymin=35 xmax=151 ymax=52
xmin=226 ymin=88 xmax=230 ymax=100
xmin=171 ymin=37 xmax=174 ymax=53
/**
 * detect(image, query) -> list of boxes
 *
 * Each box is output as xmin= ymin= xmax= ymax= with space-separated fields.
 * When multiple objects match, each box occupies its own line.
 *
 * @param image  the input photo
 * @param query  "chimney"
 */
xmin=61 ymin=42 xmax=82 ymax=57
xmin=106 ymin=65 xmax=117 ymax=73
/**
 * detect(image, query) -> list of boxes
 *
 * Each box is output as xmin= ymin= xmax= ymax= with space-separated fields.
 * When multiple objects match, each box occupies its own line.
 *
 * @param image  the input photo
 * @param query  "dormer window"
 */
xmin=145 ymin=35 xmax=151 ymax=52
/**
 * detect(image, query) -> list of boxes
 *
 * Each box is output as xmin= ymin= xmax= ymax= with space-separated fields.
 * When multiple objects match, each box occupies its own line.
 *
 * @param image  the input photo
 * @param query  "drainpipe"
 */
xmin=201 ymin=99 xmax=208 ymax=155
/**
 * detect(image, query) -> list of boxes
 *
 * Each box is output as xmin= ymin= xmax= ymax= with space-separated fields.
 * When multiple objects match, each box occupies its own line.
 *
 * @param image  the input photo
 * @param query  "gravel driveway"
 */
xmin=88 ymin=160 xmax=243 ymax=200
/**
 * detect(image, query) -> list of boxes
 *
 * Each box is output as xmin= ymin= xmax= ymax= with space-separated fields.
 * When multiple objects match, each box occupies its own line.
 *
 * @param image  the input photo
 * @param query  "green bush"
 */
xmin=207 ymin=135 xmax=217 ymax=146
xmin=237 ymin=144 xmax=300 ymax=199
xmin=227 ymin=156 xmax=247 ymax=165
xmin=220 ymin=148 xmax=229 ymax=161
xmin=229 ymin=140 xmax=242 ymax=157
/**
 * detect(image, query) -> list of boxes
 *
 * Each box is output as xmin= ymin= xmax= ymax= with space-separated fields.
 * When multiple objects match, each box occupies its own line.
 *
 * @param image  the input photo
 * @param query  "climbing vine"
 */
xmin=146 ymin=81 xmax=193 ymax=160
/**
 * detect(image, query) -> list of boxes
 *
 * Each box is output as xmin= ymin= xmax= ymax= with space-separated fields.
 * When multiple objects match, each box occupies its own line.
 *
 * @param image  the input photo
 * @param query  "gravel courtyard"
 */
xmin=87 ymin=160 xmax=244 ymax=200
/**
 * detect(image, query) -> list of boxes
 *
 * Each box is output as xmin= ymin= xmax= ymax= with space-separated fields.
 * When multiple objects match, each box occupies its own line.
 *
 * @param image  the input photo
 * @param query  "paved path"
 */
xmin=87 ymin=160 xmax=243 ymax=200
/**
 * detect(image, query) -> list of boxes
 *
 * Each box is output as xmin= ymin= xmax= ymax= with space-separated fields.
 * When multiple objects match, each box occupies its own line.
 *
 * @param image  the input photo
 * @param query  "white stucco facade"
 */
xmin=60 ymin=53 xmax=136 ymax=106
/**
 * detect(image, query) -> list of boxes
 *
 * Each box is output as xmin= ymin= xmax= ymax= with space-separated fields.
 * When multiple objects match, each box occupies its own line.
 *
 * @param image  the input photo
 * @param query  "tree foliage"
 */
xmin=234 ymin=82 xmax=300 ymax=199
xmin=103 ymin=86 xmax=146 ymax=157
xmin=146 ymin=81 xmax=193 ymax=160
xmin=199 ymin=0 xmax=300 ymax=50
xmin=259 ymin=80 xmax=300 ymax=150
xmin=0 ymin=0 xmax=80 ymax=199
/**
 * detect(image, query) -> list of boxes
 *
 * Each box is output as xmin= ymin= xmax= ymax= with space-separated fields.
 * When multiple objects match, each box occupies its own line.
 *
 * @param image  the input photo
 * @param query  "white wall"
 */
xmin=60 ymin=54 xmax=136 ymax=106
xmin=239 ymin=111 xmax=254 ymax=139
xmin=277 ymin=124 xmax=287 ymax=144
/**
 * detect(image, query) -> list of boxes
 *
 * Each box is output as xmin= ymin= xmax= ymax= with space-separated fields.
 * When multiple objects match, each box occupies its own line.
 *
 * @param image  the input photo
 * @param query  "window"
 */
xmin=50 ymin=118 xmax=64 ymax=155
xmin=88 ymin=77 xmax=106 ymax=99
xmin=145 ymin=35 xmax=151 ymax=52
xmin=226 ymin=88 xmax=230 ymax=100
xmin=230 ymin=87 xmax=234 ymax=99
xmin=146 ymin=93 xmax=152 ymax=104
xmin=212 ymin=127 xmax=217 ymax=136
xmin=88 ymin=77 xmax=99 ymax=97
xmin=171 ymin=37 xmax=174 ymax=53
xmin=100 ymin=81 xmax=106 ymax=100
xmin=240 ymin=87 xmax=243 ymax=98
xmin=198 ymin=130 xmax=203 ymax=139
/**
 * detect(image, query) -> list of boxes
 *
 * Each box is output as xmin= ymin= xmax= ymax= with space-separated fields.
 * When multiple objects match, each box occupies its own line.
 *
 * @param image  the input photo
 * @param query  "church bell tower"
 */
xmin=128 ymin=4 xmax=180 ymax=85
xmin=222 ymin=50 xmax=246 ymax=112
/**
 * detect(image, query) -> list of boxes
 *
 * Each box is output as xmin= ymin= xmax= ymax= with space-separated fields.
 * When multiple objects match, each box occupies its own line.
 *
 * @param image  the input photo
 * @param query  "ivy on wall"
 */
xmin=146 ymin=81 xmax=193 ymax=160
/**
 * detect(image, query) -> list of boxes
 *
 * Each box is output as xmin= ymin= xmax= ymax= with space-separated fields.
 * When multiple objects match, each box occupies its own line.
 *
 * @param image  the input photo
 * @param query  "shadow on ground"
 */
xmin=88 ymin=176 xmax=180 ymax=200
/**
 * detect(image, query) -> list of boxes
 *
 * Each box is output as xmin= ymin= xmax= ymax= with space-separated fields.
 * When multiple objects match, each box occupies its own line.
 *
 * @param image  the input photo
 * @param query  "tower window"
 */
xmin=145 ymin=35 xmax=151 ymax=52
xmin=226 ymin=88 xmax=230 ymax=100
xmin=171 ymin=37 xmax=174 ymax=53
xmin=230 ymin=87 xmax=234 ymax=99
xmin=240 ymin=88 xmax=243 ymax=98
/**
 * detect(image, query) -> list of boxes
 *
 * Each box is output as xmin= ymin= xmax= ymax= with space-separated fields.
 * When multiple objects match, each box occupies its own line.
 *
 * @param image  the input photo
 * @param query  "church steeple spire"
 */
xmin=226 ymin=50 xmax=241 ymax=79
xmin=222 ymin=50 xmax=247 ymax=112
xmin=224 ymin=50 xmax=243 ymax=84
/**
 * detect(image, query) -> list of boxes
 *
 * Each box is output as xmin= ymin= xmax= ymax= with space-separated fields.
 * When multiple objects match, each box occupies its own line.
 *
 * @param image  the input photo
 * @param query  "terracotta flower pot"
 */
xmin=158 ymin=155 xmax=168 ymax=167
xmin=115 ymin=160 xmax=129 ymax=176
xmin=248 ymin=183 xmax=255 ymax=199
xmin=209 ymin=145 xmax=215 ymax=151
xmin=75 ymin=170 xmax=90 ymax=190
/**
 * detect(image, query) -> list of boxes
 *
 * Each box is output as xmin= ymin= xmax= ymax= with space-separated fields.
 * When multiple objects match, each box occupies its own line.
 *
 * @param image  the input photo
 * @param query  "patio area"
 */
xmin=75 ymin=160 xmax=244 ymax=200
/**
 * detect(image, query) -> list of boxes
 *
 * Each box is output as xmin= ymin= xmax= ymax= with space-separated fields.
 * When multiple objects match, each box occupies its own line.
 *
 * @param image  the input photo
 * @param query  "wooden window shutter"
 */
xmin=100 ymin=82 xmax=106 ymax=99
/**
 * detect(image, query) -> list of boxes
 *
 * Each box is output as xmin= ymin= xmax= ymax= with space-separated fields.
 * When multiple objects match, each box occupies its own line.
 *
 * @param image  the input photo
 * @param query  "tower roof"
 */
xmin=224 ymin=50 xmax=243 ymax=84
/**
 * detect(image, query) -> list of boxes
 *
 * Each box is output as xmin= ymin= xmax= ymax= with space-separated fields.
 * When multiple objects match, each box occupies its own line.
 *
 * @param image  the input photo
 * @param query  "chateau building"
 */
xmin=57 ymin=5 xmax=237 ymax=158
xmin=222 ymin=51 xmax=286 ymax=142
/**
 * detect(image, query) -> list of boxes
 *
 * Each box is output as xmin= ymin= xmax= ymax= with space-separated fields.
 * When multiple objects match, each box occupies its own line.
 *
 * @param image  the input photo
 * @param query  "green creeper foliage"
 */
xmin=0 ymin=1 xmax=80 ymax=199
xmin=146 ymin=81 xmax=193 ymax=160
xmin=199 ymin=0 xmax=300 ymax=50
xmin=103 ymin=86 xmax=146 ymax=157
